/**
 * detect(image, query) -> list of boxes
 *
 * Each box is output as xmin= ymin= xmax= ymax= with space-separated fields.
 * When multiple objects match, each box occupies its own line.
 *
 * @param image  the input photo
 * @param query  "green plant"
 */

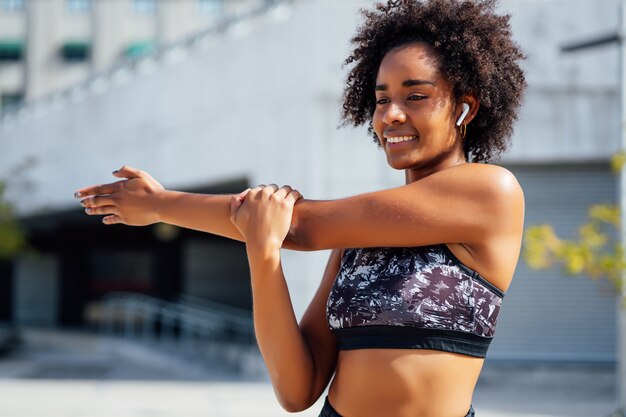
xmin=0 ymin=180 xmax=25 ymax=260
xmin=523 ymin=152 xmax=626 ymax=304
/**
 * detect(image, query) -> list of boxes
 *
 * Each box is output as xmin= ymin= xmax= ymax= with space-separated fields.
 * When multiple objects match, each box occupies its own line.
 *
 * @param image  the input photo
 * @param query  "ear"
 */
xmin=455 ymin=94 xmax=480 ymax=125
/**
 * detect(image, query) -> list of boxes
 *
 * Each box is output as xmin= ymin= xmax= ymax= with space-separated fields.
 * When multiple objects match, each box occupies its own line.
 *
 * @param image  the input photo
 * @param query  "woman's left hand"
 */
xmin=229 ymin=184 xmax=303 ymax=250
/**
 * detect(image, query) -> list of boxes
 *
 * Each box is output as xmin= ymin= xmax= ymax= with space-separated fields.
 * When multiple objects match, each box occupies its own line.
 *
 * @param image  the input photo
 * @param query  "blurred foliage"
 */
xmin=523 ymin=152 xmax=626 ymax=306
xmin=0 ymin=180 xmax=25 ymax=260
xmin=611 ymin=150 xmax=626 ymax=173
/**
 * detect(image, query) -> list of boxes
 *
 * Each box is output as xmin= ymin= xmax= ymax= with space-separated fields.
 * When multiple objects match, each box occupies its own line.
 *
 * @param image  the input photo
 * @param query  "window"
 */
xmin=133 ymin=0 xmax=156 ymax=15
xmin=124 ymin=41 xmax=156 ymax=59
xmin=197 ymin=0 xmax=222 ymax=15
xmin=1 ymin=92 xmax=24 ymax=111
xmin=66 ymin=0 xmax=90 ymax=13
xmin=1 ymin=0 xmax=24 ymax=12
xmin=60 ymin=41 xmax=91 ymax=62
xmin=0 ymin=40 xmax=23 ymax=61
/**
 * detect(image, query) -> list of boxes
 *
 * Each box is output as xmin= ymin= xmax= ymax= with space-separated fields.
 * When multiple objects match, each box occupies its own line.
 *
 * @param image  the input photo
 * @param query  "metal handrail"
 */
xmin=99 ymin=292 xmax=255 ymax=345
xmin=95 ymin=292 xmax=264 ymax=376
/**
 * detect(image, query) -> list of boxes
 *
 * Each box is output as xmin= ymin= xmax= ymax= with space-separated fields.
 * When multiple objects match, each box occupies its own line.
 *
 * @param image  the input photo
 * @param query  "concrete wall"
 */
xmin=503 ymin=0 xmax=621 ymax=163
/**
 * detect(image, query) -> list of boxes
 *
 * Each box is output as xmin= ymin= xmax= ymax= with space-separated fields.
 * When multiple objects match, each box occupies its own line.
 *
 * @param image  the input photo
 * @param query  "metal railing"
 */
xmin=95 ymin=292 xmax=261 ymax=375
xmin=99 ymin=292 xmax=255 ymax=344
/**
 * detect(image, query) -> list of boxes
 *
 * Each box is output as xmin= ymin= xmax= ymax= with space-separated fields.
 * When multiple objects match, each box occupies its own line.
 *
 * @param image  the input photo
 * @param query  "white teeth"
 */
xmin=386 ymin=136 xmax=417 ymax=143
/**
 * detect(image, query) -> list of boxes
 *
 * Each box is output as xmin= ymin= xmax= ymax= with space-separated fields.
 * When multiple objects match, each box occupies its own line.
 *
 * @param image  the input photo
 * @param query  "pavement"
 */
xmin=0 ymin=327 xmax=618 ymax=417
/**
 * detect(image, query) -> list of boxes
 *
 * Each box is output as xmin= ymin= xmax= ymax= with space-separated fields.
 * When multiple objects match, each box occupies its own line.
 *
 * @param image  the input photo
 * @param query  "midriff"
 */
xmin=327 ymin=348 xmax=484 ymax=417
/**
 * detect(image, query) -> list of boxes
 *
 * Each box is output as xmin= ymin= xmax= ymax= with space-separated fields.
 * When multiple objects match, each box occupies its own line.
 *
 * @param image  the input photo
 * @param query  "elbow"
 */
xmin=281 ymin=401 xmax=308 ymax=413
xmin=273 ymin=373 xmax=317 ymax=413
xmin=277 ymin=391 xmax=314 ymax=413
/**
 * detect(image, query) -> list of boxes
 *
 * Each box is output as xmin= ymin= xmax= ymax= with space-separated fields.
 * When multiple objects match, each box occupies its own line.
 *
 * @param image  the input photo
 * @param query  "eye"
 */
xmin=376 ymin=97 xmax=390 ymax=105
xmin=408 ymin=95 xmax=426 ymax=101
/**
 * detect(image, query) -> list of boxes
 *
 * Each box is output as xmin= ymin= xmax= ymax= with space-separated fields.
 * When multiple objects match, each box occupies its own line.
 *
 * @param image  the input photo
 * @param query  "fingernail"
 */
xmin=112 ymin=170 xmax=118 ymax=174
xmin=74 ymin=192 xmax=82 ymax=198
xmin=79 ymin=199 xmax=86 ymax=207
xmin=85 ymin=208 xmax=91 ymax=213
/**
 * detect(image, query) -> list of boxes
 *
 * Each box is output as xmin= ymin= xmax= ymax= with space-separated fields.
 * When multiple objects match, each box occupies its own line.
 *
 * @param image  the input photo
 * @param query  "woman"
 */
xmin=75 ymin=0 xmax=526 ymax=416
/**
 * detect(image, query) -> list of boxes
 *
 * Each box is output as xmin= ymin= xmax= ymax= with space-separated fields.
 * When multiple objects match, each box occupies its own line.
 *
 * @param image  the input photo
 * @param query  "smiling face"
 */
xmin=373 ymin=42 xmax=469 ymax=180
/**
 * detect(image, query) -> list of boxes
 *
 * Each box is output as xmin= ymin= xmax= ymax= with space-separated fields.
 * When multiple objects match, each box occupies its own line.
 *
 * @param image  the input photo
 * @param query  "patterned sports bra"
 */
xmin=326 ymin=244 xmax=505 ymax=358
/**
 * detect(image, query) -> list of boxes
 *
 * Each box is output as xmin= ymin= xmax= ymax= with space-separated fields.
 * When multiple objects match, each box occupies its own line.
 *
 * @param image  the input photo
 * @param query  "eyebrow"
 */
xmin=375 ymin=79 xmax=437 ymax=91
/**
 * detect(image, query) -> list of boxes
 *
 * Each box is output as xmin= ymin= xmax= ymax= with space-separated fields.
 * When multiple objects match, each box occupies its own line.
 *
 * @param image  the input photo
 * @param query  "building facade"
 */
xmin=0 ymin=0 xmax=620 ymax=363
xmin=0 ymin=0 xmax=267 ymax=110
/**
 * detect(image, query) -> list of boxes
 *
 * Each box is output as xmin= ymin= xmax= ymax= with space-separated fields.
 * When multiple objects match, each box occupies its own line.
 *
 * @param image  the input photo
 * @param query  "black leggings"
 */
xmin=318 ymin=395 xmax=475 ymax=417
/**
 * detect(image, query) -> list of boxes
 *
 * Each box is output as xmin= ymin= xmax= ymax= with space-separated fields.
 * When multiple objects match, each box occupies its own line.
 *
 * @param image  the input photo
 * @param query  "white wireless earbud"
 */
xmin=456 ymin=103 xmax=470 ymax=126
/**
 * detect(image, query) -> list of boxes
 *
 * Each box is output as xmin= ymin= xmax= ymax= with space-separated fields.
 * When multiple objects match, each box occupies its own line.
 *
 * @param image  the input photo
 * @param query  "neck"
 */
xmin=404 ymin=154 xmax=467 ymax=184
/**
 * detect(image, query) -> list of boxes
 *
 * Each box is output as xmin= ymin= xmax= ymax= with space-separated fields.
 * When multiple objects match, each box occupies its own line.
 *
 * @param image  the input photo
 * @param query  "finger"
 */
xmin=84 ymin=205 xmax=119 ymax=216
xmin=248 ymin=185 xmax=265 ymax=198
xmin=272 ymin=185 xmax=293 ymax=200
xmin=291 ymin=189 xmax=303 ymax=201
xmin=74 ymin=181 xmax=123 ymax=198
xmin=102 ymin=215 xmax=124 ymax=225
xmin=261 ymin=184 xmax=279 ymax=196
xmin=231 ymin=194 xmax=245 ymax=209
xmin=284 ymin=190 xmax=301 ymax=205
xmin=235 ymin=188 xmax=251 ymax=201
xmin=112 ymin=165 xmax=144 ymax=180
xmin=80 ymin=196 xmax=116 ymax=208
xmin=229 ymin=195 xmax=240 ymax=224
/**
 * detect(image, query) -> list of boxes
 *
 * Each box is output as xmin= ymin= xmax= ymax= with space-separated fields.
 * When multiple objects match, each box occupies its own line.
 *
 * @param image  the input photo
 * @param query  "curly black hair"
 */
xmin=342 ymin=0 xmax=527 ymax=163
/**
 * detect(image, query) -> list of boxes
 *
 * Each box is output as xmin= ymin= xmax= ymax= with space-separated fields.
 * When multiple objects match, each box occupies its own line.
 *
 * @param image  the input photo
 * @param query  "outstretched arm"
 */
xmin=76 ymin=163 xmax=523 ymax=252
xmin=74 ymin=166 xmax=311 ymax=250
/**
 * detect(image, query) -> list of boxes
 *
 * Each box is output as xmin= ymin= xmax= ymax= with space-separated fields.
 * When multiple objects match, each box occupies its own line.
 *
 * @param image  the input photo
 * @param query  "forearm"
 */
xmin=157 ymin=190 xmax=245 ymax=241
xmin=247 ymin=245 xmax=315 ymax=412
xmin=156 ymin=190 xmax=315 ymax=250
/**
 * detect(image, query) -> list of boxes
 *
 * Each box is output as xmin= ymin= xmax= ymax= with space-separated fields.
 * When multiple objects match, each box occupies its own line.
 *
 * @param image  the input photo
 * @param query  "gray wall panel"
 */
xmin=489 ymin=164 xmax=618 ymax=362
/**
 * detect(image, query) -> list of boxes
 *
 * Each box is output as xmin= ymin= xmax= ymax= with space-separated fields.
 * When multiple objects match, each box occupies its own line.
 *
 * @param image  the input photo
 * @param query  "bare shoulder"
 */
xmin=436 ymin=163 xmax=524 ymax=200
xmin=426 ymin=163 xmax=525 ymax=222
xmin=451 ymin=162 xmax=525 ymax=228
xmin=442 ymin=163 xmax=525 ymax=291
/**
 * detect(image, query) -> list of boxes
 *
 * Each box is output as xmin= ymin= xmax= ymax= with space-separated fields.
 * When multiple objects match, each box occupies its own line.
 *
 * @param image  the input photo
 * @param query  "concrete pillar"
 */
xmin=25 ymin=0 xmax=64 ymax=100
xmin=92 ymin=0 xmax=127 ymax=70
xmin=158 ymin=0 xmax=182 ymax=45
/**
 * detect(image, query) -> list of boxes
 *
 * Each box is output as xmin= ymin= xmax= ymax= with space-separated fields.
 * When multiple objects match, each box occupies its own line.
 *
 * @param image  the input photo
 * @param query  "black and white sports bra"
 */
xmin=326 ymin=244 xmax=505 ymax=358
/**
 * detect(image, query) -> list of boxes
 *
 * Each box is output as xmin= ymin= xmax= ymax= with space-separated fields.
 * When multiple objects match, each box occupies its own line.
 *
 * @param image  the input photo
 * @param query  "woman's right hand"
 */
xmin=74 ymin=165 xmax=165 ymax=226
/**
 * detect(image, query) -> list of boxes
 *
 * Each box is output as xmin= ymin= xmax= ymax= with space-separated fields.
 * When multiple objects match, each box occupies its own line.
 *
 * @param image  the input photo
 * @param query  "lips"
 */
xmin=386 ymin=135 xmax=417 ymax=144
xmin=384 ymin=134 xmax=419 ymax=149
xmin=384 ymin=131 xmax=419 ymax=140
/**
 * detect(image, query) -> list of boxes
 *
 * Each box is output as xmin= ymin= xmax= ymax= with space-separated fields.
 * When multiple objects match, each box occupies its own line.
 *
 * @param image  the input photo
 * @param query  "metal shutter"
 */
xmin=488 ymin=163 xmax=617 ymax=362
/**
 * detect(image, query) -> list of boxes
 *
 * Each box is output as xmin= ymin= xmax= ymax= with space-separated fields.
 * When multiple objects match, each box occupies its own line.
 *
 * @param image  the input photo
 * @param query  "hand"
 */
xmin=74 ymin=165 xmax=165 ymax=226
xmin=229 ymin=184 xmax=303 ymax=249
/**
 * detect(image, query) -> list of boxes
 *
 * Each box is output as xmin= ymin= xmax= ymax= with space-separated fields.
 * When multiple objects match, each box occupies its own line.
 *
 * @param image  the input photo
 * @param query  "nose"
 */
xmin=382 ymin=102 xmax=407 ymax=125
